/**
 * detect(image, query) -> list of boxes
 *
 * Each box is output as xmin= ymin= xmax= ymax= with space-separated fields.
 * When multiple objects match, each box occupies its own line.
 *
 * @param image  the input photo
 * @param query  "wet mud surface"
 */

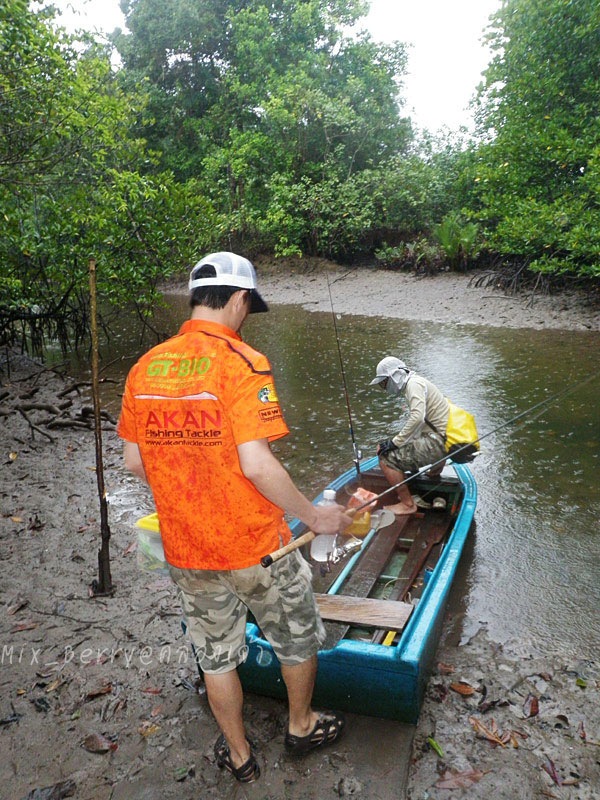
xmin=1 ymin=269 xmax=598 ymax=798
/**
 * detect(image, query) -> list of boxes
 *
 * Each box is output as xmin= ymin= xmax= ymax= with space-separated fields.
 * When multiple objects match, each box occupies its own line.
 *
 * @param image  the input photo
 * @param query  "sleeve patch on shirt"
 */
xmin=257 ymin=383 xmax=278 ymax=404
xmin=259 ymin=407 xmax=283 ymax=422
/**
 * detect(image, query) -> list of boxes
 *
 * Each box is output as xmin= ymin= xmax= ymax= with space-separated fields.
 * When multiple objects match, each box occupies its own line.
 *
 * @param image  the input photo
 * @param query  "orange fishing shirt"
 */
xmin=118 ymin=319 xmax=292 ymax=570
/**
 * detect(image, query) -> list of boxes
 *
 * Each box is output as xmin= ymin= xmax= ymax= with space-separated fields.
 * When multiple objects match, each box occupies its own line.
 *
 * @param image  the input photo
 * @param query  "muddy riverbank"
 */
xmin=252 ymin=258 xmax=600 ymax=332
xmin=1 ymin=264 xmax=598 ymax=799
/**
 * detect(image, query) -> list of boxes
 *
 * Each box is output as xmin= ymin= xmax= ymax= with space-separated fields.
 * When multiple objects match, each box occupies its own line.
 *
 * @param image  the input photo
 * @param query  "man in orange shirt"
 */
xmin=118 ymin=252 xmax=351 ymax=783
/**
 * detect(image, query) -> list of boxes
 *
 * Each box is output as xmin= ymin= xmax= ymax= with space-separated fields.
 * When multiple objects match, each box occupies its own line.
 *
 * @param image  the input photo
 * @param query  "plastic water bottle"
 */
xmin=318 ymin=488 xmax=337 ymax=506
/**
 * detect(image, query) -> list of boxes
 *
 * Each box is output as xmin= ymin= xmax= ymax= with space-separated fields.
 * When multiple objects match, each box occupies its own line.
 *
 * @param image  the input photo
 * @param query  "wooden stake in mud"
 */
xmin=88 ymin=258 xmax=113 ymax=596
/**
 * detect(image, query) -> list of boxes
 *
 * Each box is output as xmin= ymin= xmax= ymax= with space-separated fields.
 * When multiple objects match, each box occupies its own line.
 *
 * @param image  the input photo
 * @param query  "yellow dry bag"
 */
xmin=445 ymin=400 xmax=479 ymax=463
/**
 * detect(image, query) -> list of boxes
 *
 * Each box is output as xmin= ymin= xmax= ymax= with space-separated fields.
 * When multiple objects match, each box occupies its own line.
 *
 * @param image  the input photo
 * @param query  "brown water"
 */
xmin=51 ymin=294 xmax=600 ymax=661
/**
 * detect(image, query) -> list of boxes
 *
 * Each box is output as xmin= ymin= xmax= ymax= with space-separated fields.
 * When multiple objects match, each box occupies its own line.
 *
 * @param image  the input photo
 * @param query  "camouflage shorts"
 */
xmin=169 ymin=549 xmax=325 ymax=675
xmin=382 ymin=430 xmax=446 ymax=473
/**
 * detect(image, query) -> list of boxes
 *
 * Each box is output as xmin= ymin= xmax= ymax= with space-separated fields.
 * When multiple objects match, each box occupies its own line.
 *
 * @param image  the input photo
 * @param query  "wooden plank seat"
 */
xmin=315 ymin=594 xmax=413 ymax=632
xmin=319 ymin=515 xmax=413 ymax=648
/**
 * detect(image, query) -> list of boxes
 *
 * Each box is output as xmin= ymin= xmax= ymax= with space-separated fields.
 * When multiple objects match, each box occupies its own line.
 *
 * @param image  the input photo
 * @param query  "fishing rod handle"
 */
xmin=260 ymin=531 xmax=316 ymax=567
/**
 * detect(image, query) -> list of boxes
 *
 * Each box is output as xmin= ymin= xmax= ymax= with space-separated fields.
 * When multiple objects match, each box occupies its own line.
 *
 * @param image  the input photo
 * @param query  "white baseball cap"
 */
xmin=369 ymin=357 xmax=408 ymax=385
xmin=189 ymin=252 xmax=268 ymax=313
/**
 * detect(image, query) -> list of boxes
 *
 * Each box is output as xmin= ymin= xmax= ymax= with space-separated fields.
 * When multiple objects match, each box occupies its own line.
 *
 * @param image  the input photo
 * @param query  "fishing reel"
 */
xmin=318 ymin=534 xmax=363 ymax=575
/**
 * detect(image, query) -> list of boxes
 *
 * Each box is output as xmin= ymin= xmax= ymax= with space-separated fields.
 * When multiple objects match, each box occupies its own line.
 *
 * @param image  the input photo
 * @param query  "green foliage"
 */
xmin=433 ymin=212 xmax=480 ymax=271
xmin=474 ymin=0 xmax=600 ymax=278
xmin=4 ymin=0 xmax=599 ymax=356
xmin=115 ymin=0 xmax=411 ymax=211
xmin=260 ymin=167 xmax=377 ymax=259
xmin=374 ymin=239 xmax=443 ymax=274
xmin=0 ymin=2 xmax=219 ymax=350
xmin=0 ymin=277 xmax=27 ymax=311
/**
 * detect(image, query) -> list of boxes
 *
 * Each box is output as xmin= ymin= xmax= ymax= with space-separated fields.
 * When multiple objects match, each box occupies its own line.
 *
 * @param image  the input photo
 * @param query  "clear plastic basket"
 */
xmin=135 ymin=512 xmax=169 ymax=575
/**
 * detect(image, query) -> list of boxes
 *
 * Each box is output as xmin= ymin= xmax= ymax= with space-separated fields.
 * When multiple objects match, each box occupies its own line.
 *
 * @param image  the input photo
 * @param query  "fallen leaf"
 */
xmin=523 ymin=693 xmax=539 ymax=717
xmin=438 ymin=661 xmax=455 ymax=674
xmin=477 ymin=698 xmax=501 ymax=714
xmin=542 ymin=758 xmax=563 ymax=787
xmin=430 ymin=682 xmax=448 ymax=703
xmin=45 ymin=677 xmax=64 ymax=693
xmin=427 ymin=736 xmax=444 ymax=757
xmin=509 ymin=728 xmax=529 ymax=748
xmin=82 ymin=732 xmax=118 ymax=753
xmin=10 ymin=516 xmax=23 ymax=523
xmin=436 ymin=768 xmax=489 ymax=789
xmin=123 ymin=539 xmax=137 ymax=555
xmin=112 ymin=697 xmax=127 ymax=716
xmin=7 ymin=596 xmax=29 ymax=615
xmin=85 ymin=683 xmax=112 ymax=701
xmin=138 ymin=721 xmax=161 ymax=737
xmin=576 ymin=677 xmax=587 ymax=689
xmin=9 ymin=452 xmax=18 ymax=461
xmin=468 ymin=716 xmax=507 ymax=747
xmin=28 ymin=514 xmax=45 ymax=531
xmin=450 ymin=681 xmax=476 ymax=696
xmin=173 ymin=766 xmax=195 ymax=782
xmin=141 ymin=686 xmax=162 ymax=695
xmin=577 ymin=720 xmax=586 ymax=741
xmin=11 ymin=620 xmax=38 ymax=633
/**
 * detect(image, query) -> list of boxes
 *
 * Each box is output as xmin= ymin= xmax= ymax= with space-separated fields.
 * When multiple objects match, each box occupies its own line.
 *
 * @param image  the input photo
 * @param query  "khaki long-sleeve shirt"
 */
xmin=391 ymin=374 xmax=449 ymax=448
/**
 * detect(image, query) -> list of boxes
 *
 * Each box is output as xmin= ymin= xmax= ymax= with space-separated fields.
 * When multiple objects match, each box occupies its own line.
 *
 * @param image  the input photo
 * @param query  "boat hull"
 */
xmin=239 ymin=456 xmax=477 ymax=723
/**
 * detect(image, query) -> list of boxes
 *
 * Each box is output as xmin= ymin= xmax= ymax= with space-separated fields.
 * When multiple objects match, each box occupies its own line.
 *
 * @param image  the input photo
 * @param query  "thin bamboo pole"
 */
xmin=88 ymin=258 xmax=113 ymax=596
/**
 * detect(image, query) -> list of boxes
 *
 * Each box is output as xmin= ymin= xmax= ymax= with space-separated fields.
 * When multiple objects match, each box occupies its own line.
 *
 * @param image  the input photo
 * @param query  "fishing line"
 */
xmin=326 ymin=273 xmax=362 ymax=482
xmin=351 ymin=368 xmax=600 ymax=512
xmin=261 ymin=369 xmax=599 ymax=567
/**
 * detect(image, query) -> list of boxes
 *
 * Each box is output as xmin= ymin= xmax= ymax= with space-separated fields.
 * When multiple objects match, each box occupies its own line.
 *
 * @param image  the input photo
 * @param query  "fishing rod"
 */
xmin=261 ymin=368 xmax=599 ymax=566
xmin=326 ymin=273 xmax=362 ymax=482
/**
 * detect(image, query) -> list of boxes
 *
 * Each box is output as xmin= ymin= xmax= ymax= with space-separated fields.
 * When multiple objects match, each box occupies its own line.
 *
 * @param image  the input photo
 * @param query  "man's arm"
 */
xmin=237 ymin=438 xmax=352 ymax=535
xmin=123 ymin=441 xmax=148 ymax=483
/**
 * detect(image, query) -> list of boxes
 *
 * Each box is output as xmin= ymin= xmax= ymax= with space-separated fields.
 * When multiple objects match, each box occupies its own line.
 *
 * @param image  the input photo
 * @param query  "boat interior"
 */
xmin=303 ymin=465 xmax=465 ymax=649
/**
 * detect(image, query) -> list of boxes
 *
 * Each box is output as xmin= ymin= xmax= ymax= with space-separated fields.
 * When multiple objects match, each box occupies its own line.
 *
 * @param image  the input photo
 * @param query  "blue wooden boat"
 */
xmin=239 ymin=455 xmax=477 ymax=723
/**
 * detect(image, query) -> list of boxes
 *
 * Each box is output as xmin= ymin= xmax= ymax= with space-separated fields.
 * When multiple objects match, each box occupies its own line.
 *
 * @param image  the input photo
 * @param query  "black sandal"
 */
xmin=214 ymin=733 xmax=260 ymax=783
xmin=284 ymin=711 xmax=346 ymax=755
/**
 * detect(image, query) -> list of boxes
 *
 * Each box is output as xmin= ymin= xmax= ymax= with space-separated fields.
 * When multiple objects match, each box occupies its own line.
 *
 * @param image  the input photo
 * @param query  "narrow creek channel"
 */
xmin=51 ymin=294 xmax=600 ymax=662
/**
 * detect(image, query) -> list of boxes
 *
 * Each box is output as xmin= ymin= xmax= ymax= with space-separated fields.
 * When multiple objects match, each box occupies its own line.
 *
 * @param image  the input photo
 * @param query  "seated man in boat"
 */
xmin=370 ymin=357 xmax=448 ymax=515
